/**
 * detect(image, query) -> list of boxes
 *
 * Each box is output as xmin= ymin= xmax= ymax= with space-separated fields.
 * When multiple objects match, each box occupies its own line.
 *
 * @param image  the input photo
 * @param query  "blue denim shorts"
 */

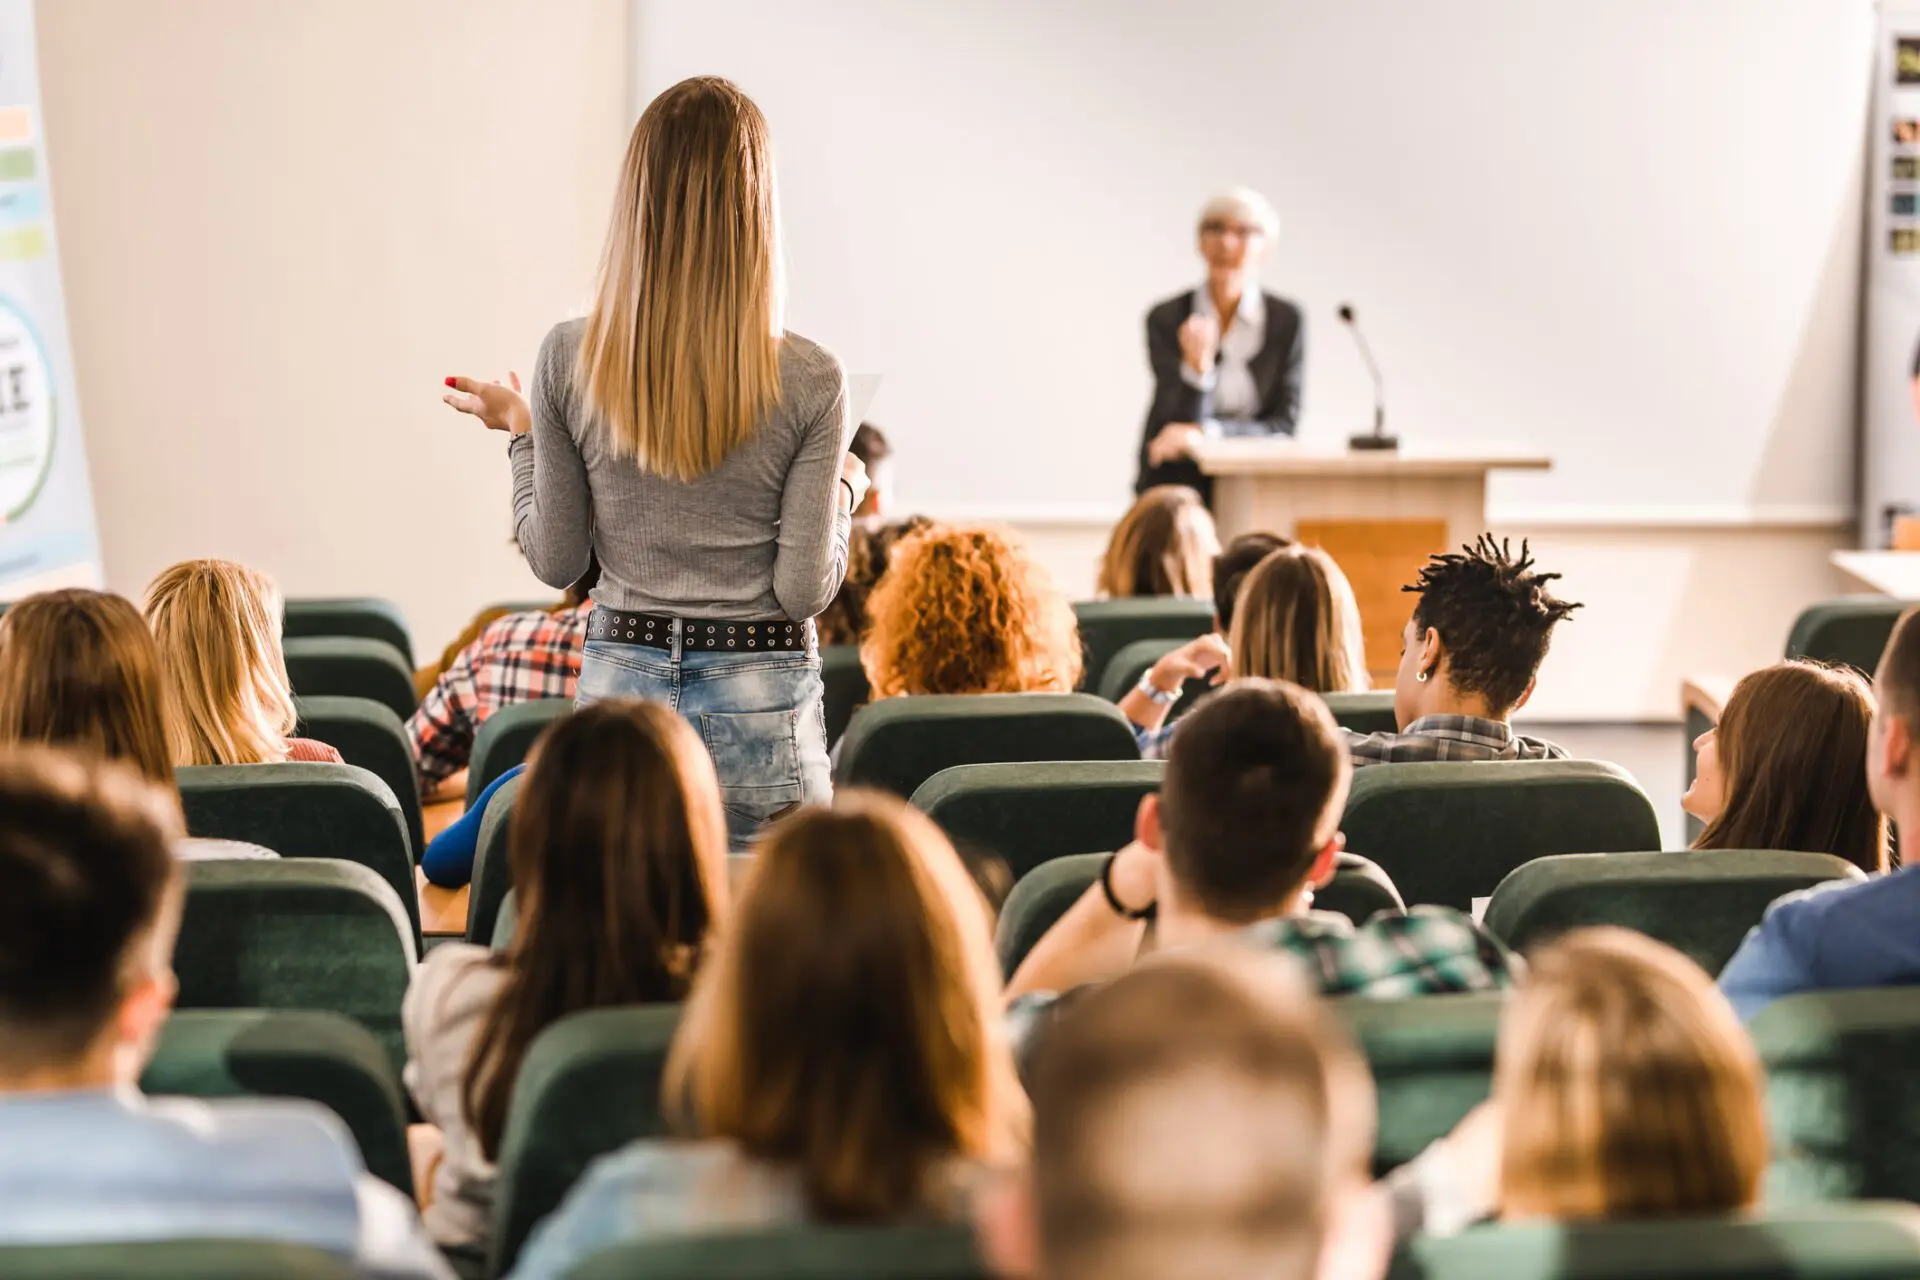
xmin=575 ymin=635 xmax=832 ymax=849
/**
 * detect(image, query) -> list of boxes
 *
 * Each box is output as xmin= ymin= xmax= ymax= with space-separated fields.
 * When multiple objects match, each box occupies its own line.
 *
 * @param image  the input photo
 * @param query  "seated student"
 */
xmin=412 ymin=556 xmax=599 ymax=704
xmin=1095 ymin=484 xmax=1220 ymax=600
xmin=0 ymin=745 xmax=449 ymax=1278
xmin=1685 ymin=660 xmax=1887 ymax=875
xmin=1719 ymin=607 xmax=1920 ymax=1019
xmin=0 ymin=590 xmax=271 ymax=861
xmin=979 ymin=950 xmax=1391 ymax=1280
xmin=508 ymin=794 xmax=1028 ymax=1278
xmin=143 ymin=559 xmax=343 ymax=766
xmin=814 ymin=514 xmax=933 ymax=648
xmin=1123 ymin=543 xmax=1367 ymax=758
xmin=861 ymin=524 xmax=1082 ymax=697
xmin=848 ymin=421 xmax=895 ymax=522
xmin=408 ymin=557 xmax=599 ymax=796
xmin=1005 ymin=680 xmax=1518 ymax=1049
xmin=404 ymin=700 xmax=729 ymax=1254
xmin=1347 ymin=535 xmax=1580 ymax=765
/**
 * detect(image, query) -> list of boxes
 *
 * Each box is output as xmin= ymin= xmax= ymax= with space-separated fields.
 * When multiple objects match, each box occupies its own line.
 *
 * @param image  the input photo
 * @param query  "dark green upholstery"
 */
xmin=176 ymin=762 xmax=420 ymax=943
xmin=1486 ymin=849 xmax=1863 ymax=974
xmin=993 ymin=851 xmax=1404 ymax=979
xmin=1786 ymin=597 xmax=1916 ymax=677
xmin=0 ymin=1241 xmax=353 ymax=1279
xmin=283 ymin=635 xmax=417 ymax=721
xmin=1096 ymin=636 xmax=1185 ymax=702
xmin=143 ymin=1009 xmax=411 ymax=1194
xmin=1321 ymin=690 xmax=1399 ymax=735
xmin=1754 ymin=988 xmax=1920 ymax=1204
xmin=821 ymin=643 xmax=871 ymax=747
xmin=492 ymin=888 xmax=518 ymax=948
xmin=492 ymin=1006 xmax=683 ymax=1276
xmin=836 ymin=694 xmax=1139 ymax=799
xmin=283 ymin=595 xmax=415 ymax=668
xmin=467 ymin=773 xmax=523 ymax=944
xmin=1387 ymin=1203 xmax=1920 ymax=1280
xmin=567 ymin=1225 xmax=986 ymax=1280
xmin=912 ymin=760 xmax=1164 ymax=881
xmin=174 ymin=859 xmax=416 ymax=1078
xmin=467 ymin=698 xmax=569 ymax=806
xmin=1072 ymin=597 xmax=1215 ymax=693
xmin=293 ymin=695 xmax=423 ymax=857
xmin=1342 ymin=992 xmax=1502 ymax=1173
xmin=1341 ymin=760 xmax=1661 ymax=911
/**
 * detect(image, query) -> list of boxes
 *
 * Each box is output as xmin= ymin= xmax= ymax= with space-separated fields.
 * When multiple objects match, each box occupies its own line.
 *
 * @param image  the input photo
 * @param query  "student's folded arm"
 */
xmin=1004 ymin=873 xmax=1148 ymax=1001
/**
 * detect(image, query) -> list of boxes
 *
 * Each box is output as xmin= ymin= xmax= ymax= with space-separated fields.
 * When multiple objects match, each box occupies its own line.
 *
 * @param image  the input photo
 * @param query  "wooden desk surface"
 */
xmin=419 ymin=793 xmax=469 ymax=937
xmin=1832 ymin=550 xmax=1920 ymax=599
xmin=1194 ymin=437 xmax=1552 ymax=478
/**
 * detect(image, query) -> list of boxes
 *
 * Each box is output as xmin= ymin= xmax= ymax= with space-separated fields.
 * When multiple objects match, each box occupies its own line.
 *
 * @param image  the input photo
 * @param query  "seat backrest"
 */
xmin=466 ymin=698 xmax=570 ymax=807
xmin=1387 ymin=1203 xmax=1920 ymax=1280
xmin=175 ymin=859 xmax=416 ymax=1078
xmin=0 ymin=1241 xmax=354 ymax=1279
xmin=1320 ymin=690 xmax=1399 ymax=735
xmin=1095 ymin=636 xmax=1186 ymax=702
xmin=492 ymin=1005 xmax=683 ymax=1275
xmin=821 ymin=643 xmax=872 ymax=747
xmin=1485 ymin=849 xmax=1864 ymax=975
xmin=1341 ymin=992 xmax=1503 ymax=1173
xmin=282 ymin=596 xmax=415 ymax=668
xmin=912 ymin=760 xmax=1165 ymax=881
xmin=292 ymin=695 xmax=423 ymax=856
xmin=1071 ymin=598 xmax=1215 ymax=693
xmin=567 ymin=1225 xmax=987 ymax=1280
xmin=282 ymin=635 xmax=418 ymax=722
xmin=142 ymin=1008 xmax=411 ymax=1195
xmin=1341 ymin=760 xmax=1661 ymax=911
xmin=176 ymin=761 xmax=420 ymax=943
xmin=837 ymin=694 xmax=1139 ymax=799
xmin=1753 ymin=987 xmax=1920 ymax=1204
xmin=1785 ymin=596 xmax=1916 ymax=677
xmin=467 ymin=773 xmax=524 ymax=944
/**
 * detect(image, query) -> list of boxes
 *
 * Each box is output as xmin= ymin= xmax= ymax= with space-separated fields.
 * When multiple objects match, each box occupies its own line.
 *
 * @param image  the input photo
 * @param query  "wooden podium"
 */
xmin=1193 ymin=439 xmax=1552 ymax=678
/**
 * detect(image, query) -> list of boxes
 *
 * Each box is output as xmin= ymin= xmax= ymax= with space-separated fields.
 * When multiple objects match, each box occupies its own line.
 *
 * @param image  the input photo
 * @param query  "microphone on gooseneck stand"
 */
xmin=1340 ymin=303 xmax=1398 ymax=452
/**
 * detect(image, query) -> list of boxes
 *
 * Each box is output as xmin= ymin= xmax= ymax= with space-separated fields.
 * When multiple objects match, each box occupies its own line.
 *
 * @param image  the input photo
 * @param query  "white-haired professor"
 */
xmin=1135 ymin=187 xmax=1304 ymax=506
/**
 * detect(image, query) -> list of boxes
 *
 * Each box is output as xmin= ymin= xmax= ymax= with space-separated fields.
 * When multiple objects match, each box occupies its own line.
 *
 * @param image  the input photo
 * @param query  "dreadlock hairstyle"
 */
xmin=1404 ymin=535 xmax=1582 ymax=715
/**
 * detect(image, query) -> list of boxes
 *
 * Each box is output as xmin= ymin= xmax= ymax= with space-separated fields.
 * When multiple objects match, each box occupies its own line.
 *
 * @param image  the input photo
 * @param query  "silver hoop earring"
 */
xmin=1416 ymin=670 xmax=1430 ymax=683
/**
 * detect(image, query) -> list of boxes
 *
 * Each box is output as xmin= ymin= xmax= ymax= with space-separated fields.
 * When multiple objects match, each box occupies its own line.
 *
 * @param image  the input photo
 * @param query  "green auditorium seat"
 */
xmin=1321 ymin=690 xmax=1400 ymax=736
xmin=1341 ymin=760 xmax=1660 ymax=912
xmin=0 ymin=1240 xmax=354 ymax=1279
xmin=466 ymin=698 xmax=570 ymax=807
xmin=1786 ymin=597 xmax=1915 ymax=678
xmin=142 ymin=1009 xmax=411 ymax=1195
xmin=1754 ymin=988 xmax=1920 ymax=1205
xmin=293 ymin=695 xmax=423 ymax=857
xmin=912 ymin=760 xmax=1165 ymax=881
xmin=174 ymin=859 xmax=416 ymax=1078
xmin=567 ymin=1225 xmax=987 ymax=1280
xmin=176 ymin=761 xmax=420 ymax=944
xmin=821 ymin=643 xmax=872 ymax=747
xmin=283 ymin=635 xmax=417 ymax=722
xmin=1485 ymin=849 xmax=1863 ymax=975
xmin=836 ymin=694 xmax=1139 ymax=799
xmin=1386 ymin=1203 xmax=1920 ymax=1280
xmin=492 ymin=888 xmax=518 ymax=948
xmin=492 ymin=1005 xmax=683 ymax=1276
xmin=994 ymin=851 xmax=1403 ymax=979
xmin=283 ymin=595 xmax=415 ymax=669
xmin=1072 ymin=597 xmax=1215 ymax=694
xmin=466 ymin=772 xmax=523 ymax=945
xmin=1341 ymin=992 xmax=1503 ymax=1174
xmin=1096 ymin=636 xmax=1186 ymax=703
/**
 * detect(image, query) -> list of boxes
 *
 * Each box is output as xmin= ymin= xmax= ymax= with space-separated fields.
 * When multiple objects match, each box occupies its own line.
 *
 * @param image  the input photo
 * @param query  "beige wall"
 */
xmin=36 ymin=0 xmax=628 ymax=656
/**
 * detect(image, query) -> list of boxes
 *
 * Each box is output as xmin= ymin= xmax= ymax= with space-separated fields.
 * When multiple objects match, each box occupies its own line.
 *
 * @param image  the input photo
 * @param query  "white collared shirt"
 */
xmin=1180 ymin=284 xmax=1267 ymax=429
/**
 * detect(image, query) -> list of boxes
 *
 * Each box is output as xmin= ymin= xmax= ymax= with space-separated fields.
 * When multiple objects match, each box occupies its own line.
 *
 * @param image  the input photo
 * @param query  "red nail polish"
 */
xmin=444 ymin=376 xmax=457 ymax=387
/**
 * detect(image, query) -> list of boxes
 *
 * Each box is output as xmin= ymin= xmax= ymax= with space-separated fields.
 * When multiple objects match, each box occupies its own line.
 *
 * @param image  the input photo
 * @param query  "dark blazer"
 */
xmin=1135 ymin=289 xmax=1305 ymax=501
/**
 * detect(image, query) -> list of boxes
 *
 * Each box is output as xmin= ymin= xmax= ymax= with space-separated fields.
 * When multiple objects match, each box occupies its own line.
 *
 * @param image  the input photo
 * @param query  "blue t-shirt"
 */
xmin=1718 ymin=864 xmax=1920 ymax=1020
xmin=420 ymin=765 xmax=524 ymax=888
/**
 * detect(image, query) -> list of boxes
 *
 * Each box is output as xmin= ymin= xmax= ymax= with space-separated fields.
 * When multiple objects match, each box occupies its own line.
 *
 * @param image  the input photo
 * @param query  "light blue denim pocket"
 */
xmin=699 ymin=709 xmax=805 ymax=831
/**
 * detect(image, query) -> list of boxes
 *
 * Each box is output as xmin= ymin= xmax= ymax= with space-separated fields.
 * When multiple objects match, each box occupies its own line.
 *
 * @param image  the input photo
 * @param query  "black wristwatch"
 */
xmin=1100 ymin=852 xmax=1157 ymax=921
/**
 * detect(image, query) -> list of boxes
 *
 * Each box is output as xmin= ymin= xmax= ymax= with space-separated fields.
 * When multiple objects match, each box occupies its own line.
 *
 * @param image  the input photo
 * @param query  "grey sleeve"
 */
xmin=511 ymin=328 xmax=595 ymax=590
xmin=771 ymin=361 xmax=853 ymax=621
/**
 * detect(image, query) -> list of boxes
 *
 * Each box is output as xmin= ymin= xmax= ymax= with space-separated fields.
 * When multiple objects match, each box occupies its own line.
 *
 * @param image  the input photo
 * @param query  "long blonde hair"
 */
xmin=1227 ymin=545 xmax=1368 ymax=694
xmin=576 ymin=76 xmax=785 ymax=480
xmin=143 ymin=560 xmax=299 ymax=767
xmin=1097 ymin=486 xmax=1219 ymax=599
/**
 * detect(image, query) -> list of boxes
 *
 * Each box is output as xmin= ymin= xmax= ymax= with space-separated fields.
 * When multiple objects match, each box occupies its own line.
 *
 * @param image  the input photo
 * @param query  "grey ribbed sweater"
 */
xmin=509 ymin=319 xmax=853 ymax=621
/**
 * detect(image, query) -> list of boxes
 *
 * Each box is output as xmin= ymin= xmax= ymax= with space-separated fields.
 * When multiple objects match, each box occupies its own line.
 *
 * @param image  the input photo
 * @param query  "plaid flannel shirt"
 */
xmin=407 ymin=603 xmax=590 ymax=788
xmin=1136 ymin=711 xmax=1564 ymax=765
xmin=1007 ymin=905 xmax=1519 ymax=1065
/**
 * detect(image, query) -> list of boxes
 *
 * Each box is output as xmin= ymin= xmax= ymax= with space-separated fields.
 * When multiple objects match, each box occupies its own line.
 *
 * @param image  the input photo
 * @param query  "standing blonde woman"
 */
xmin=443 ymin=77 xmax=864 ymax=846
xmin=143 ymin=559 xmax=342 ymax=767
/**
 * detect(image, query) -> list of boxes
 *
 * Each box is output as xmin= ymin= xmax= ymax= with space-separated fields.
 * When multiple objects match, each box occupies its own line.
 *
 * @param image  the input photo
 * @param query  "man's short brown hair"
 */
xmin=1158 ymin=679 xmax=1352 ymax=923
xmin=1877 ymin=606 xmax=1920 ymax=722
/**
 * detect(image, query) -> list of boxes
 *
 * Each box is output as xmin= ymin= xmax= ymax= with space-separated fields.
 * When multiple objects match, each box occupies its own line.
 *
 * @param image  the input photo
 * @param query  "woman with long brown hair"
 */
xmin=442 ymin=76 xmax=865 ymax=848
xmin=508 ymin=793 xmax=1028 ymax=1278
xmin=400 ymin=699 xmax=730 ymax=1254
xmin=1685 ymin=660 xmax=1889 ymax=874
xmin=1095 ymin=484 xmax=1220 ymax=600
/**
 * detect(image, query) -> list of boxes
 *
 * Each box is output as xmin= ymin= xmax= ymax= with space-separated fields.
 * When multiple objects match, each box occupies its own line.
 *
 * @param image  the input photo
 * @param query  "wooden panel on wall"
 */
xmin=1294 ymin=518 xmax=1446 ymax=682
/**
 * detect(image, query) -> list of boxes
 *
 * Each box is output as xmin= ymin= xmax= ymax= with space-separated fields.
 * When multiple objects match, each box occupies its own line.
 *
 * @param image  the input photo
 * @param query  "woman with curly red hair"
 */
xmin=860 ymin=525 xmax=1082 ymax=697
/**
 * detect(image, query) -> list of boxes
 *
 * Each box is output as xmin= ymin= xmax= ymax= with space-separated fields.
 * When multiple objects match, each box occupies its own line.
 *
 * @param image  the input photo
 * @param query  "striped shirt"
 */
xmin=1344 ymin=715 xmax=1566 ymax=766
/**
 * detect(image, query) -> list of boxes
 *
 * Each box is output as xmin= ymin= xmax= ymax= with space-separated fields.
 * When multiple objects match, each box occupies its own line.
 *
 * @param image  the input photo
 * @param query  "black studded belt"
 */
xmin=586 ymin=607 xmax=811 ymax=653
